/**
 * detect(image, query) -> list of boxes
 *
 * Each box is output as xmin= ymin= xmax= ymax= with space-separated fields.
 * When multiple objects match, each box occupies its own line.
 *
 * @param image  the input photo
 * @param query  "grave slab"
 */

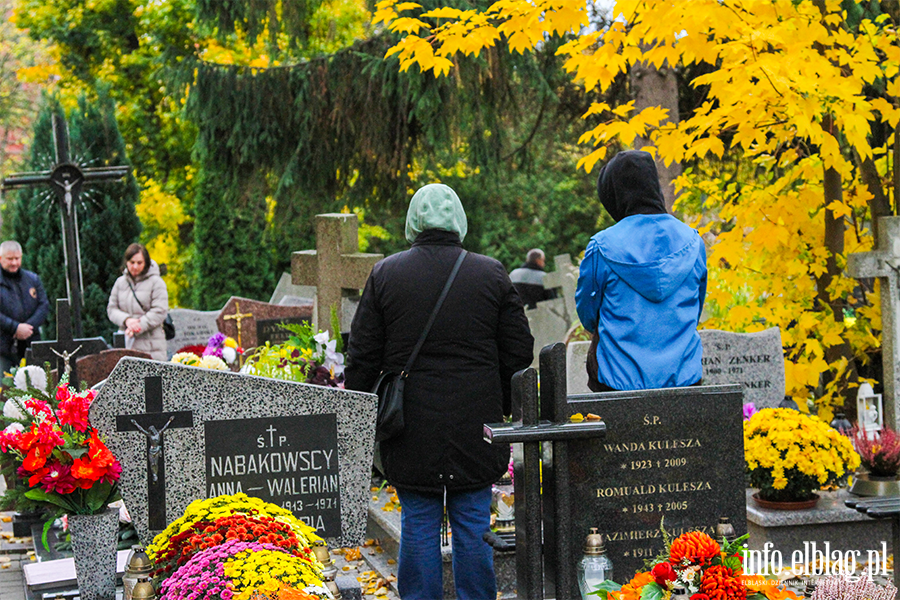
xmin=167 ymin=308 xmax=220 ymax=357
xmin=541 ymin=254 xmax=578 ymax=326
xmin=90 ymin=358 xmax=377 ymax=548
xmin=699 ymin=327 xmax=785 ymax=408
xmin=216 ymin=297 xmax=312 ymax=350
xmin=566 ymin=341 xmax=592 ymax=395
xmin=524 ymin=298 xmax=568 ymax=368
xmin=74 ymin=349 xmax=151 ymax=388
xmin=270 ymin=272 xmax=316 ymax=306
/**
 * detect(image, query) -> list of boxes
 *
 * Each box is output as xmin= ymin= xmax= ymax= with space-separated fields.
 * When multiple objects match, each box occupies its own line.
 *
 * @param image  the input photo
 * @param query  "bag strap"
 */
xmin=401 ymin=250 xmax=467 ymax=379
xmin=127 ymin=280 xmax=148 ymax=314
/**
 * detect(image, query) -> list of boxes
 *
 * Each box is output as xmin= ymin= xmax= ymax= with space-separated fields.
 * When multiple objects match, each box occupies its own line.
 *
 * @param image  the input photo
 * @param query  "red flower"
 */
xmin=35 ymin=461 xmax=78 ymax=494
xmin=651 ymin=562 xmax=677 ymax=587
xmin=56 ymin=385 xmax=72 ymax=402
xmin=57 ymin=393 xmax=92 ymax=432
xmin=692 ymin=595 xmax=711 ymax=600
xmin=26 ymin=398 xmax=52 ymax=419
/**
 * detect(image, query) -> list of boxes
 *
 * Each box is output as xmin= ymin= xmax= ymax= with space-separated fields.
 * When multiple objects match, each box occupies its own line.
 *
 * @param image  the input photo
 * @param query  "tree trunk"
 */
xmin=631 ymin=54 xmax=680 ymax=213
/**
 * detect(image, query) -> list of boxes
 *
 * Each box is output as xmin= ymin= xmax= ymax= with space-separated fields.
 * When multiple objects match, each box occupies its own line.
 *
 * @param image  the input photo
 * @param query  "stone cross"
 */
xmin=114 ymin=376 xmax=193 ymax=530
xmin=291 ymin=214 xmax=382 ymax=335
xmin=541 ymin=254 xmax=578 ymax=325
xmin=1 ymin=114 xmax=129 ymax=336
xmin=28 ymin=299 xmax=108 ymax=387
xmin=223 ymin=301 xmax=253 ymax=349
xmin=848 ymin=215 xmax=900 ymax=430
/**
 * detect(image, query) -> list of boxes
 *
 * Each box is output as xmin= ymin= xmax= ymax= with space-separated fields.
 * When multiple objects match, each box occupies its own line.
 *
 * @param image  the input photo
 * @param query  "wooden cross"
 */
xmin=1 ymin=114 xmax=129 ymax=337
xmin=223 ymin=301 xmax=253 ymax=349
xmin=28 ymin=299 xmax=108 ymax=387
xmin=848 ymin=215 xmax=900 ymax=430
xmin=115 ymin=376 xmax=193 ymax=530
xmin=291 ymin=214 xmax=383 ymax=335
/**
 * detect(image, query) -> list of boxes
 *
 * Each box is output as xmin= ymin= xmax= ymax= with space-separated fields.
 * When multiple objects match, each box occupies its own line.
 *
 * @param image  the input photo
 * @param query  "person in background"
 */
xmin=107 ymin=243 xmax=169 ymax=361
xmin=0 ymin=240 xmax=50 ymax=376
xmin=509 ymin=248 xmax=553 ymax=309
xmin=345 ymin=183 xmax=534 ymax=600
xmin=575 ymin=150 xmax=706 ymax=392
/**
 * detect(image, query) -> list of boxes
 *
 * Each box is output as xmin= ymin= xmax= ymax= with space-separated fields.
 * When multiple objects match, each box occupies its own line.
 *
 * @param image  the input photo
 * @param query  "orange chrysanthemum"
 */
xmin=609 ymin=571 xmax=655 ymax=600
xmin=669 ymin=531 xmax=721 ymax=566
xmin=700 ymin=566 xmax=746 ymax=600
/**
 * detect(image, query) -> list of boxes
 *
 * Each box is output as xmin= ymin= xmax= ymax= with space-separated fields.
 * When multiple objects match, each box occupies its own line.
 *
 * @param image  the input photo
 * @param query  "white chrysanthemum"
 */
xmin=171 ymin=352 xmax=201 ymax=366
xmin=2 ymin=421 xmax=25 ymax=434
xmin=2 ymin=399 xmax=26 ymax=421
xmin=198 ymin=355 xmax=228 ymax=371
xmin=13 ymin=365 xmax=48 ymax=394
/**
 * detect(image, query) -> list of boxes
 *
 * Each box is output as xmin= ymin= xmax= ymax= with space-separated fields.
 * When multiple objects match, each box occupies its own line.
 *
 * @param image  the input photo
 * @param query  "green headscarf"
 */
xmin=405 ymin=183 xmax=468 ymax=244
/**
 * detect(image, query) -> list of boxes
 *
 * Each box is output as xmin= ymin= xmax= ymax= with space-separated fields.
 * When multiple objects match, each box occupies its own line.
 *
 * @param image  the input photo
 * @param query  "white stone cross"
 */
xmin=291 ymin=214 xmax=383 ymax=335
xmin=847 ymin=216 xmax=900 ymax=430
xmin=541 ymin=254 xmax=579 ymax=326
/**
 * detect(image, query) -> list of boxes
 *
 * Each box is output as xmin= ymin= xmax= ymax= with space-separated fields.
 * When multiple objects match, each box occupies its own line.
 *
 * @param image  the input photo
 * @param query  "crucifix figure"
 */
xmin=223 ymin=301 xmax=253 ymax=349
xmin=848 ymin=215 xmax=900 ymax=430
xmin=131 ymin=416 xmax=175 ymax=483
xmin=292 ymin=213 xmax=383 ymax=336
xmin=0 ymin=113 xmax=129 ymax=336
xmin=116 ymin=376 xmax=193 ymax=530
xmin=28 ymin=299 xmax=107 ymax=386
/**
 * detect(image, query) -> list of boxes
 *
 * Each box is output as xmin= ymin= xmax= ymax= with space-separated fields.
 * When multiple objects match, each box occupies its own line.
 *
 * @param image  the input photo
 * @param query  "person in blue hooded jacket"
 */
xmin=575 ymin=150 xmax=706 ymax=391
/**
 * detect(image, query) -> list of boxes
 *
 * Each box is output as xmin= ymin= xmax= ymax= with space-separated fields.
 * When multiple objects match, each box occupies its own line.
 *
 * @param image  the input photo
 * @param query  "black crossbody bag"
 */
xmin=373 ymin=250 xmax=467 ymax=442
xmin=127 ymin=281 xmax=176 ymax=341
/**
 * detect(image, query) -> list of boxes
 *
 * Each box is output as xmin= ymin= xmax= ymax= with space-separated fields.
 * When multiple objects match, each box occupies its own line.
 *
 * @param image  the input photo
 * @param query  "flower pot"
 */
xmin=67 ymin=507 xmax=119 ymax=600
xmin=849 ymin=472 xmax=900 ymax=497
xmin=752 ymin=492 xmax=819 ymax=510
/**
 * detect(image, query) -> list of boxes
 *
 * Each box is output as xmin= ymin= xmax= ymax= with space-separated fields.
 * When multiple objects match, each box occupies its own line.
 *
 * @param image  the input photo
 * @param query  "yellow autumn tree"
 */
xmin=374 ymin=0 xmax=899 ymax=417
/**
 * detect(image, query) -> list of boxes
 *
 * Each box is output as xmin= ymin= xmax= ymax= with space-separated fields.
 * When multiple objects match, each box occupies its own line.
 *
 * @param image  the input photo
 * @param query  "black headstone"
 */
xmin=256 ymin=317 xmax=310 ymax=347
xmin=205 ymin=413 xmax=342 ymax=536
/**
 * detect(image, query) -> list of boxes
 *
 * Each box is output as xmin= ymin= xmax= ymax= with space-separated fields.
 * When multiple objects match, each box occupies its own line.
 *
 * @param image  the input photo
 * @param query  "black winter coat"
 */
xmin=345 ymin=230 xmax=534 ymax=493
xmin=0 ymin=269 xmax=50 ymax=361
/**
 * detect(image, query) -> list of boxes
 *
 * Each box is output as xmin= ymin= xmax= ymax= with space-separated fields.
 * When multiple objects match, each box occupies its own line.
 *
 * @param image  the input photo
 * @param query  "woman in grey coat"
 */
xmin=107 ymin=243 xmax=169 ymax=360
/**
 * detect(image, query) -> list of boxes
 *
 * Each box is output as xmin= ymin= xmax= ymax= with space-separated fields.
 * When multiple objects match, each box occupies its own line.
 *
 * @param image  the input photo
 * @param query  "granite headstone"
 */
xmin=699 ymin=327 xmax=785 ymax=408
xmin=541 ymin=254 xmax=579 ymax=326
xmin=89 ymin=358 xmax=377 ymax=548
xmin=525 ymin=298 xmax=569 ymax=368
xmin=166 ymin=308 xmax=220 ymax=357
xmin=74 ymin=349 xmax=151 ymax=388
xmin=216 ymin=297 xmax=313 ymax=350
xmin=566 ymin=340 xmax=592 ymax=395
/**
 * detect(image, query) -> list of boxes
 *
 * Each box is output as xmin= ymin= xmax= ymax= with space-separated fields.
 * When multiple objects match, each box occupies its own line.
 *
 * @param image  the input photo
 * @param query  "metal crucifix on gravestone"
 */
xmin=291 ymin=213 xmax=383 ymax=336
xmin=115 ymin=376 xmax=193 ymax=530
xmin=0 ymin=113 xmax=129 ymax=337
xmin=848 ymin=215 xmax=900 ymax=430
xmin=27 ymin=299 xmax=108 ymax=387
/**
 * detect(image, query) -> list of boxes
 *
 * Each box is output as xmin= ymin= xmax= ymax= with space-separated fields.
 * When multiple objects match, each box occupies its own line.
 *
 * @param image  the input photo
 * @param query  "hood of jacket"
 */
xmin=123 ymin=260 xmax=161 ymax=283
xmin=597 ymin=214 xmax=702 ymax=303
xmin=597 ymin=150 xmax=667 ymax=222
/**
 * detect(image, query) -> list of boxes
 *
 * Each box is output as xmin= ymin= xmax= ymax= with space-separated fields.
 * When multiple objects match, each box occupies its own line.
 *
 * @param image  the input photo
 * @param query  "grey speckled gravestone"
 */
xmin=698 ymin=327 xmax=785 ymax=408
xmin=89 ymin=358 xmax=377 ymax=548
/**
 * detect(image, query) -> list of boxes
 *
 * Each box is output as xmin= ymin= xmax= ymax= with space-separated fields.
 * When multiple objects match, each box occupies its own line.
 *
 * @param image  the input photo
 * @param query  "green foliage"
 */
xmin=589 ymin=581 xmax=622 ymax=599
xmin=10 ymin=94 xmax=142 ymax=340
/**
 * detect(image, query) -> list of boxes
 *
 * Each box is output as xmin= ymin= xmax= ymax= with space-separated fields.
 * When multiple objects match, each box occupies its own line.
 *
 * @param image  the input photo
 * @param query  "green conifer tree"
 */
xmin=11 ymin=94 xmax=142 ymax=341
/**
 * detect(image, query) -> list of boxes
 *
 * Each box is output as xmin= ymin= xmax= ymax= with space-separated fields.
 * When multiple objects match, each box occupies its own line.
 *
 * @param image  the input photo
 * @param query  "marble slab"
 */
xmin=699 ymin=327 xmax=785 ymax=408
xmin=167 ymin=308 xmax=220 ymax=356
xmin=89 ymin=358 xmax=377 ymax=548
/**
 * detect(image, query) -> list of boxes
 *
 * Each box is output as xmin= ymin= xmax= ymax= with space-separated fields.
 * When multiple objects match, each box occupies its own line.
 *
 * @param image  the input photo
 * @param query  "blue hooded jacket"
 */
xmin=576 ymin=151 xmax=706 ymax=390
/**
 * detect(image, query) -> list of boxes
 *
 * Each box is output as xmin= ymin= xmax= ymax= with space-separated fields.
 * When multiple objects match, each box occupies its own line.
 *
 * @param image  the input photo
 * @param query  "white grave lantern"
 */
xmin=856 ymin=382 xmax=884 ymax=433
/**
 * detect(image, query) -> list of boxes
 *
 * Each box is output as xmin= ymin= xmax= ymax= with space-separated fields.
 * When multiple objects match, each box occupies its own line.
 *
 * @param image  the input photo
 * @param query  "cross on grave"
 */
xmin=28 ymin=299 xmax=108 ymax=387
xmin=114 ymin=376 xmax=193 ymax=530
xmin=292 ymin=213 xmax=383 ymax=336
xmin=848 ymin=216 xmax=900 ymax=430
xmin=1 ymin=114 xmax=129 ymax=336
xmin=542 ymin=254 xmax=579 ymax=325
xmin=223 ymin=301 xmax=253 ymax=349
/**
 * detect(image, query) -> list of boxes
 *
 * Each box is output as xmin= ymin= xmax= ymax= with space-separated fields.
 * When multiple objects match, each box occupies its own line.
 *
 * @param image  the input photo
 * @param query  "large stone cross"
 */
xmin=291 ymin=214 xmax=383 ymax=335
xmin=28 ymin=298 xmax=108 ymax=387
xmin=848 ymin=216 xmax=900 ymax=430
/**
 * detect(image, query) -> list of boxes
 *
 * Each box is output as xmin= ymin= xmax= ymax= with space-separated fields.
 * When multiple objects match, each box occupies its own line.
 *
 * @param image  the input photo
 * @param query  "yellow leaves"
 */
xmin=576 ymin=147 xmax=607 ymax=173
xmin=727 ymin=305 xmax=754 ymax=330
xmin=420 ymin=7 xmax=465 ymax=19
xmin=870 ymin=98 xmax=900 ymax=129
xmin=825 ymin=200 xmax=853 ymax=220
xmin=16 ymin=63 xmax=61 ymax=83
xmin=391 ymin=17 xmax=428 ymax=35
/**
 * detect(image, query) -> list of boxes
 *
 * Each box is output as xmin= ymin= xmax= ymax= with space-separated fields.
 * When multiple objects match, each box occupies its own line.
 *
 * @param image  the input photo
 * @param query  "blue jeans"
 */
xmin=396 ymin=486 xmax=496 ymax=600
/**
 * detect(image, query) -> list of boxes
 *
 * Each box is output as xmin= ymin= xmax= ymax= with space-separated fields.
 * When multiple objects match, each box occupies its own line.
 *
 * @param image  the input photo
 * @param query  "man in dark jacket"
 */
xmin=509 ymin=248 xmax=554 ymax=309
xmin=0 ymin=240 xmax=50 ymax=376
xmin=345 ymin=184 xmax=534 ymax=600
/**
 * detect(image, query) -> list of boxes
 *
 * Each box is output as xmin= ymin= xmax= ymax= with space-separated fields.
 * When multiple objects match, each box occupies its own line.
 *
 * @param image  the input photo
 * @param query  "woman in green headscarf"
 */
xmin=346 ymin=183 xmax=534 ymax=600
